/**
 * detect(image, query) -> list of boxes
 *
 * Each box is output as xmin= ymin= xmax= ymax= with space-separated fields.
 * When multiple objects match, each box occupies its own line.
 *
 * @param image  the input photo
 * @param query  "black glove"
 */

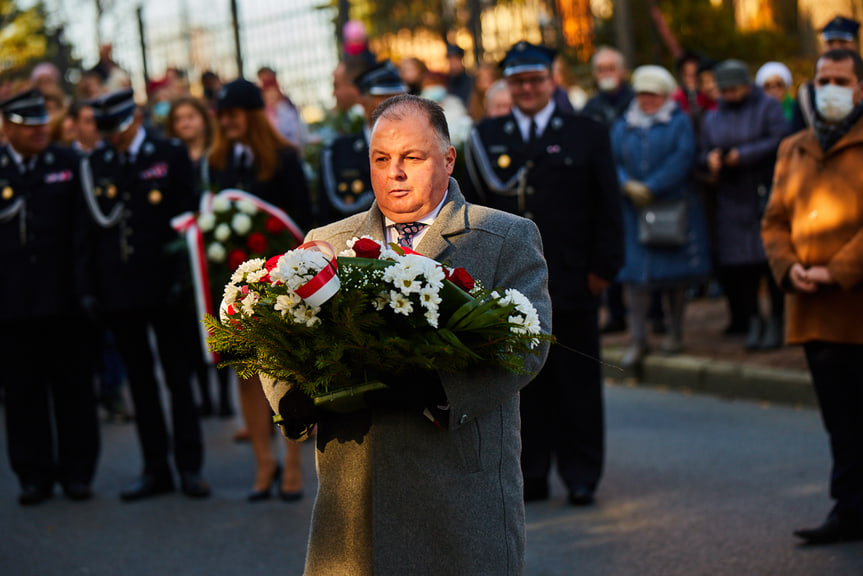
xmin=277 ymin=386 xmax=318 ymax=441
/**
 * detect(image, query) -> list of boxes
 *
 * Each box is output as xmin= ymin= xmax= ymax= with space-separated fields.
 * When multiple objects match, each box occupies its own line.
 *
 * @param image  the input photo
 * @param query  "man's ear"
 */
xmin=445 ymin=146 xmax=456 ymax=175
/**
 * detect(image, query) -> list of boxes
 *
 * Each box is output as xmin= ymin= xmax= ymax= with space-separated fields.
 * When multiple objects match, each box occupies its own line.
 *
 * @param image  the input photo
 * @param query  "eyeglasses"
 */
xmin=506 ymin=75 xmax=551 ymax=88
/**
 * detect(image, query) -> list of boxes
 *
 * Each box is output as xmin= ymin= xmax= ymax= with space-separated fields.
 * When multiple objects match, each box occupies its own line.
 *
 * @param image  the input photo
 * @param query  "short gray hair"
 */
xmin=370 ymin=94 xmax=451 ymax=153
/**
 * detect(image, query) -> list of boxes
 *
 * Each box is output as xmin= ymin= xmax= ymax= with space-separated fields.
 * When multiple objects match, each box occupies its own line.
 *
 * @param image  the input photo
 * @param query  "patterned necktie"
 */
xmin=394 ymin=221 xmax=426 ymax=249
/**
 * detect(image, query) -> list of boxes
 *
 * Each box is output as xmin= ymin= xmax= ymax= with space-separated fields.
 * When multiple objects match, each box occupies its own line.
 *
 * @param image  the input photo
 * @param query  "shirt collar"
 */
xmin=125 ymin=127 xmax=146 ymax=162
xmin=233 ymin=142 xmax=254 ymax=166
xmin=5 ymin=144 xmax=36 ymax=172
xmin=512 ymin=100 xmax=556 ymax=141
xmin=384 ymin=189 xmax=449 ymax=229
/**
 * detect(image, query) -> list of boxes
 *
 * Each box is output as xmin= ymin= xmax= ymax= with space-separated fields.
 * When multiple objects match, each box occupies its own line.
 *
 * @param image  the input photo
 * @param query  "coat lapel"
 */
xmin=415 ymin=177 xmax=468 ymax=261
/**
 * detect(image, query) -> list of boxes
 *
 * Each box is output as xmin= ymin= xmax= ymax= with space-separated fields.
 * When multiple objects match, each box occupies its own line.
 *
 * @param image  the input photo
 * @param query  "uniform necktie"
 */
xmin=394 ymin=221 xmax=426 ymax=249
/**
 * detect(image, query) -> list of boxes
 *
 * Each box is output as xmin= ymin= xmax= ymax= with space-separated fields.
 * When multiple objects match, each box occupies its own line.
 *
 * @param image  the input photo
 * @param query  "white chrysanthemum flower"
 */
xmin=246 ymin=268 xmax=269 ymax=283
xmin=372 ymin=292 xmax=388 ymax=311
xmin=230 ymin=258 xmax=267 ymax=283
xmin=292 ymin=304 xmax=322 ymax=327
xmin=424 ymin=265 xmax=446 ymax=288
xmin=385 ymin=265 xmax=422 ymax=295
xmin=223 ymin=284 xmax=240 ymax=306
xmin=274 ymin=293 xmax=302 ymax=317
xmin=212 ymin=196 xmax=231 ymax=212
xmin=272 ymin=249 xmax=330 ymax=290
xmin=240 ymin=292 xmax=259 ymax=316
xmin=236 ymin=199 xmax=258 ymax=215
xmin=388 ymin=290 xmax=413 ymax=316
xmin=207 ymin=242 xmax=226 ymax=262
xmin=214 ymin=223 xmax=231 ymax=242
xmin=197 ymin=213 xmax=216 ymax=232
xmin=378 ymin=246 xmax=400 ymax=261
xmin=424 ymin=308 xmax=439 ymax=328
xmin=339 ymin=248 xmax=356 ymax=257
xmin=419 ymin=285 xmax=442 ymax=310
xmin=232 ymin=212 xmax=253 ymax=235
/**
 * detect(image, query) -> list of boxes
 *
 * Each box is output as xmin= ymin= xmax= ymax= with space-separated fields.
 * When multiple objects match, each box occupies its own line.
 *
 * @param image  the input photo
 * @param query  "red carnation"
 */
xmin=247 ymin=232 xmax=268 ymax=255
xmin=228 ymin=248 xmax=248 ymax=271
xmin=265 ymin=254 xmax=281 ymax=270
xmin=446 ymin=267 xmax=475 ymax=293
xmin=265 ymin=217 xmax=286 ymax=234
xmin=353 ymin=238 xmax=382 ymax=259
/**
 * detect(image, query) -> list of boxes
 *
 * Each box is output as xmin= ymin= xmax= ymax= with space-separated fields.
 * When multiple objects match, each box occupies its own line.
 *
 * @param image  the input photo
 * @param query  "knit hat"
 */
xmin=714 ymin=60 xmax=751 ymax=90
xmin=755 ymin=62 xmax=792 ymax=89
xmin=631 ymin=65 xmax=677 ymax=95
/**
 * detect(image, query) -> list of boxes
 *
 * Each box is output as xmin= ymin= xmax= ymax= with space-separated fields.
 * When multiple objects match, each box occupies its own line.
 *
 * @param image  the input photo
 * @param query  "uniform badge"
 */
xmin=497 ymin=154 xmax=511 ymax=169
xmin=546 ymin=145 xmax=561 ymax=154
xmin=94 ymin=186 xmax=103 ymax=197
xmin=351 ymin=179 xmax=364 ymax=194
xmin=104 ymin=150 xmax=114 ymax=163
xmin=149 ymin=189 xmax=162 ymax=204
xmin=353 ymin=139 xmax=365 ymax=153
xmin=143 ymin=142 xmax=155 ymax=156
xmin=2 ymin=186 xmax=13 ymax=200
xmin=338 ymin=182 xmax=348 ymax=193
xmin=45 ymin=152 xmax=54 ymax=165
xmin=504 ymin=121 xmax=515 ymax=135
xmin=551 ymin=117 xmax=563 ymax=130
xmin=107 ymin=184 xmax=118 ymax=199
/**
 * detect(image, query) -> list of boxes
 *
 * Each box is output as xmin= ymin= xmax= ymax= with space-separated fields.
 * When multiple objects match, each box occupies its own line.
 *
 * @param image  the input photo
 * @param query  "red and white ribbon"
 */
xmin=171 ymin=189 xmax=306 ymax=363
xmin=293 ymin=241 xmax=340 ymax=308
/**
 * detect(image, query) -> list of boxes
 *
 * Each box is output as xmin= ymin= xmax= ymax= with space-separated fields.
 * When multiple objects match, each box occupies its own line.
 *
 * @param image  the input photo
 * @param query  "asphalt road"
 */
xmin=2 ymin=383 xmax=862 ymax=576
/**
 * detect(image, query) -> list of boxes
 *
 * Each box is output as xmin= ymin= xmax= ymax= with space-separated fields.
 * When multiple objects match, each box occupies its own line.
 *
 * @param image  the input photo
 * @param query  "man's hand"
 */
xmin=806 ymin=265 xmax=835 ymax=286
xmin=587 ymin=273 xmax=609 ymax=295
xmin=789 ymin=263 xmax=818 ymax=293
xmin=707 ymin=149 xmax=723 ymax=176
xmin=723 ymin=148 xmax=740 ymax=167
xmin=622 ymin=180 xmax=654 ymax=209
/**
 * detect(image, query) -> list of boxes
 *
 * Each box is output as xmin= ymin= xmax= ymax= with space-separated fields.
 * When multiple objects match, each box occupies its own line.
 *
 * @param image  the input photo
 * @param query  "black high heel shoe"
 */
xmin=247 ymin=464 xmax=281 ymax=502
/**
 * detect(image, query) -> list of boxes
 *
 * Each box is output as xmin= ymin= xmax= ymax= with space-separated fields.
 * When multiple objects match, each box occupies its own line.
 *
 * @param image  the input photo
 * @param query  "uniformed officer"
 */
xmin=0 ymin=89 xmax=100 ymax=505
xmin=317 ymin=60 xmax=406 ymax=224
xmin=464 ymin=42 xmax=624 ymax=506
xmin=82 ymin=88 xmax=210 ymax=500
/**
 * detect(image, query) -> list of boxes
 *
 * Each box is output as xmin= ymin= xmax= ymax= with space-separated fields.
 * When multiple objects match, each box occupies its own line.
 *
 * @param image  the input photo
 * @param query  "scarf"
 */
xmin=814 ymin=103 xmax=863 ymax=152
xmin=624 ymin=98 xmax=677 ymax=129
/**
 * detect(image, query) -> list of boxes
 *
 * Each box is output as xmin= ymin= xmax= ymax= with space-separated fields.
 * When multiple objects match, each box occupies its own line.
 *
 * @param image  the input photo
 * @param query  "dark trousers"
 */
xmin=3 ymin=317 xmax=100 ymax=490
xmin=108 ymin=304 xmax=203 ymax=476
xmin=718 ymin=263 xmax=784 ymax=326
xmin=804 ymin=341 xmax=863 ymax=519
xmin=520 ymin=308 xmax=604 ymax=491
xmin=604 ymin=281 xmax=626 ymax=324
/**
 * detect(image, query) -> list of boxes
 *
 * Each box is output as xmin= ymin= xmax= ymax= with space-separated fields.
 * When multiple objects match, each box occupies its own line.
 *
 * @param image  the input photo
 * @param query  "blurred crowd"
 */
xmin=1 ymin=15 xmax=861 ymax=544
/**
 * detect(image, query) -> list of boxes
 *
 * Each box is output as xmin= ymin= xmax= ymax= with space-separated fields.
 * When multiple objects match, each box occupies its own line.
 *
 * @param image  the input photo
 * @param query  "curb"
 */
xmin=601 ymin=345 xmax=816 ymax=408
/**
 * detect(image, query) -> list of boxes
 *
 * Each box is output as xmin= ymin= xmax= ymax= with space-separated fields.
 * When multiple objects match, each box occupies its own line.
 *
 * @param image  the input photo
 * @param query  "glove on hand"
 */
xmin=259 ymin=374 xmax=317 ymax=440
xmin=622 ymin=180 xmax=654 ymax=209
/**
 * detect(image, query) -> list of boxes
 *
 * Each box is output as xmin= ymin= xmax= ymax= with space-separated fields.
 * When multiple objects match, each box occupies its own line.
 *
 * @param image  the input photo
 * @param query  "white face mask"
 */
xmin=815 ymin=84 xmax=856 ymax=122
xmin=597 ymin=76 xmax=620 ymax=92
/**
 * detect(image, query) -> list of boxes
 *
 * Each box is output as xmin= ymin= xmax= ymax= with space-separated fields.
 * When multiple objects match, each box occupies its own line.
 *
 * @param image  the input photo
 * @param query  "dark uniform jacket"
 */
xmin=83 ymin=130 xmax=196 ymax=311
xmin=208 ymin=146 xmax=312 ymax=231
xmin=464 ymin=108 xmax=624 ymax=310
xmin=0 ymin=144 xmax=87 ymax=320
xmin=317 ymin=130 xmax=376 ymax=224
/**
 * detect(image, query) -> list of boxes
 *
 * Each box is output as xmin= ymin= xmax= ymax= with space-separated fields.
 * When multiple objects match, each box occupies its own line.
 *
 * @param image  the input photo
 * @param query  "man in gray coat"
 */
xmin=270 ymin=94 xmax=551 ymax=575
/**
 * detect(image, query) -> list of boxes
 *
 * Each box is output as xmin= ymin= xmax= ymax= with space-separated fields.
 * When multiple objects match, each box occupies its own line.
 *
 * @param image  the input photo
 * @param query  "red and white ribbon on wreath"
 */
xmin=293 ymin=240 xmax=341 ymax=308
xmin=171 ymin=189 xmax=305 ymax=363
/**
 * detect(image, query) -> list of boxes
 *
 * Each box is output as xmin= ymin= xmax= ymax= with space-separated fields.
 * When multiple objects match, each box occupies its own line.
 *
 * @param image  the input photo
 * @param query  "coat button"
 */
xmin=459 ymin=414 xmax=468 ymax=425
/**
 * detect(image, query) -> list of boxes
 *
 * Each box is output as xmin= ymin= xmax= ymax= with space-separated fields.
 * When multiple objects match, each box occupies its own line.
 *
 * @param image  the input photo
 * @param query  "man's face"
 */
xmin=369 ymin=113 xmax=455 ymax=223
xmin=105 ymin=116 xmax=141 ymax=151
xmin=75 ymin=106 xmax=100 ymax=150
xmin=823 ymin=38 xmax=859 ymax=53
xmin=815 ymin=57 xmax=862 ymax=105
xmin=506 ymin=70 xmax=553 ymax=116
xmin=3 ymin=121 xmax=49 ymax=157
xmin=593 ymin=51 xmax=623 ymax=90
xmin=719 ymin=83 xmax=751 ymax=104
xmin=333 ymin=64 xmax=360 ymax=112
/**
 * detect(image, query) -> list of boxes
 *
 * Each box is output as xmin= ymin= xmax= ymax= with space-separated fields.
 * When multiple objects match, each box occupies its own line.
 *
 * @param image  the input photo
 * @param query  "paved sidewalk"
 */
xmin=600 ymin=296 xmax=815 ymax=407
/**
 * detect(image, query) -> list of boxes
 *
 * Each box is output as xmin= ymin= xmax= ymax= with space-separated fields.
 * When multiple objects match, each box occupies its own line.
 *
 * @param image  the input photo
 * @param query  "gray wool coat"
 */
xmin=295 ymin=178 xmax=551 ymax=576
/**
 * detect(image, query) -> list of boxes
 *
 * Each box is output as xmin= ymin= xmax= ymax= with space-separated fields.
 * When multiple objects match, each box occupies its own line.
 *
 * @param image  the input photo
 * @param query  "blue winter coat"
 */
xmin=699 ymin=86 xmax=789 ymax=266
xmin=611 ymin=104 xmax=712 ymax=285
